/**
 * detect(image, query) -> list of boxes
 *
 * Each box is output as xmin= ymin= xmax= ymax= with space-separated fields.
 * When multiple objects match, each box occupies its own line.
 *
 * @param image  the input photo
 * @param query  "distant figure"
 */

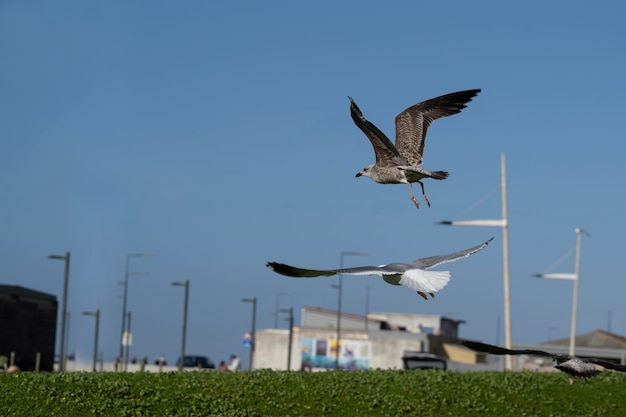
xmin=228 ymin=354 xmax=241 ymax=371
xmin=155 ymin=355 xmax=167 ymax=366
xmin=218 ymin=360 xmax=230 ymax=372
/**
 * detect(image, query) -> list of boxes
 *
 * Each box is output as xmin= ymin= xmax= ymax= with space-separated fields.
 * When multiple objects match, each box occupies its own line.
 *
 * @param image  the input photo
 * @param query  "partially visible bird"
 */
xmin=267 ymin=238 xmax=493 ymax=300
xmin=461 ymin=339 xmax=626 ymax=384
xmin=349 ymin=89 xmax=481 ymax=209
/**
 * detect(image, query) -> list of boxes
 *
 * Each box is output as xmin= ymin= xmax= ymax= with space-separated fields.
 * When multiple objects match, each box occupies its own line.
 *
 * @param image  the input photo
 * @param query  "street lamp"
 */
xmin=241 ymin=297 xmax=257 ymax=370
xmin=124 ymin=312 xmax=132 ymax=371
xmin=48 ymin=251 xmax=70 ymax=372
xmin=335 ymin=251 xmax=369 ymax=370
xmin=82 ymin=309 xmax=100 ymax=372
xmin=280 ymin=307 xmax=294 ymax=370
xmin=274 ymin=292 xmax=293 ymax=328
xmin=436 ymin=153 xmax=512 ymax=370
xmin=172 ymin=280 xmax=190 ymax=372
xmin=119 ymin=253 xmax=151 ymax=364
xmin=533 ymin=228 xmax=589 ymax=356
xmin=364 ymin=285 xmax=370 ymax=331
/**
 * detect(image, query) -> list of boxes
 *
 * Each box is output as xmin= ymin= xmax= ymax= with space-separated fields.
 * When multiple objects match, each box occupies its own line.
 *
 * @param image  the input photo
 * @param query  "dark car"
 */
xmin=402 ymin=353 xmax=447 ymax=370
xmin=176 ymin=355 xmax=215 ymax=369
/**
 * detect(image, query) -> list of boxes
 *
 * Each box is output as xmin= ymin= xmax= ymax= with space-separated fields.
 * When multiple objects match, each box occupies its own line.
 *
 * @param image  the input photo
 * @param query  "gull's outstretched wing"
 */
xmin=395 ymin=89 xmax=481 ymax=165
xmin=266 ymin=262 xmax=389 ymax=278
xmin=587 ymin=359 xmax=626 ymax=372
xmin=411 ymin=237 xmax=493 ymax=270
xmin=349 ymin=96 xmax=404 ymax=167
xmin=461 ymin=340 xmax=560 ymax=360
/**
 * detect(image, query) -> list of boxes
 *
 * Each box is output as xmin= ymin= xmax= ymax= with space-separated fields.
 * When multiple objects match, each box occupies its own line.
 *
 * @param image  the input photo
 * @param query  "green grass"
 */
xmin=2 ymin=370 xmax=626 ymax=416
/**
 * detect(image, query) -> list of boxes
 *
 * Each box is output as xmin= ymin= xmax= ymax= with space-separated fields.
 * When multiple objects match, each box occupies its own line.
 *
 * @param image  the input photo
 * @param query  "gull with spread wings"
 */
xmin=350 ymin=89 xmax=481 ymax=208
xmin=462 ymin=340 xmax=626 ymax=384
xmin=267 ymin=238 xmax=492 ymax=300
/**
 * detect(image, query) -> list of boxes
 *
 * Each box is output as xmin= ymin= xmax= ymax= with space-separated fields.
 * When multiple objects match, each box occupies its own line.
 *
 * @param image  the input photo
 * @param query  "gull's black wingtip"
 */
xmin=436 ymin=220 xmax=453 ymax=225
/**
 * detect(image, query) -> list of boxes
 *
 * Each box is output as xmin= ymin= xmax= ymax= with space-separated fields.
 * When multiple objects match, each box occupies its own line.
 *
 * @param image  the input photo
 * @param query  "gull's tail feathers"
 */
xmin=399 ymin=269 xmax=451 ymax=293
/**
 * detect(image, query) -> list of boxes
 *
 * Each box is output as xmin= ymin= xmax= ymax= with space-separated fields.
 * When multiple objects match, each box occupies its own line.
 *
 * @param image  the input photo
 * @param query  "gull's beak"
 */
xmin=355 ymin=172 xmax=362 ymax=178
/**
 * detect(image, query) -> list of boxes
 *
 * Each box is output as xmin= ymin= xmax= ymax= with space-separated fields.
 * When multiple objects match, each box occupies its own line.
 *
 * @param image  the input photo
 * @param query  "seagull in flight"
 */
xmin=267 ymin=238 xmax=492 ymax=300
xmin=461 ymin=340 xmax=626 ymax=384
xmin=349 ymin=89 xmax=481 ymax=209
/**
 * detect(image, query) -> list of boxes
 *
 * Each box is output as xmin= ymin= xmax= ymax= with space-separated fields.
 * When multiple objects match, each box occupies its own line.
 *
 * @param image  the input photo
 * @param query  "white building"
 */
xmin=253 ymin=306 xmax=470 ymax=371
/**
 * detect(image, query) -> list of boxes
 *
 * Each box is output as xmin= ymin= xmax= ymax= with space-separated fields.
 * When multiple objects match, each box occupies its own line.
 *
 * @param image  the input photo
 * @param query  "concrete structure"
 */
xmin=0 ymin=285 xmax=58 ymax=371
xmin=253 ymin=306 xmax=471 ymax=370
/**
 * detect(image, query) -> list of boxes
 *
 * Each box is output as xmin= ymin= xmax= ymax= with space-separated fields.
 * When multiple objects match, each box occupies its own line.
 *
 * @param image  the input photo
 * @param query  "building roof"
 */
xmin=0 ymin=285 xmax=57 ymax=302
xmin=302 ymin=305 xmax=382 ymax=322
xmin=542 ymin=329 xmax=626 ymax=350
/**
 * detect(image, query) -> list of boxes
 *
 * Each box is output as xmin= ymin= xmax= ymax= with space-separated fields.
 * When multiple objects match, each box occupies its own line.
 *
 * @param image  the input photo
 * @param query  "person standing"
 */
xmin=218 ymin=360 xmax=230 ymax=371
xmin=228 ymin=354 xmax=241 ymax=371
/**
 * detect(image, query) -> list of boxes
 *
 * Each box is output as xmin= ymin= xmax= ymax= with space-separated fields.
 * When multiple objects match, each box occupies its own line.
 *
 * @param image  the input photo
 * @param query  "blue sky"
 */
xmin=2 ymin=1 xmax=626 ymax=369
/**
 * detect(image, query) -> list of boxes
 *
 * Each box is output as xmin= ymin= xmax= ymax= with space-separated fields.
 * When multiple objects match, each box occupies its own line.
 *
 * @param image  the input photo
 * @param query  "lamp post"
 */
xmin=274 ymin=292 xmax=293 ymax=328
xmin=364 ymin=285 xmax=370 ymax=331
xmin=241 ymin=297 xmax=257 ymax=370
xmin=533 ymin=228 xmax=589 ymax=356
xmin=280 ymin=307 xmax=294 ymax=370
xmin=48 ymin=251 xmax=70 ymax=372
xmin=172 ymin=280 xmax=190 ymax=372
xmin=82 ymin=309 xmax=100 ymax=372
xmin=124 ymin=312 xmax=132 ymax=371
xmin=334 ymin=251 xmax=369 ymax=370
xmin=437 ymin=153 xmax=512 ymax=370
xmin=119 ymin=253 xmax=151 ymax=363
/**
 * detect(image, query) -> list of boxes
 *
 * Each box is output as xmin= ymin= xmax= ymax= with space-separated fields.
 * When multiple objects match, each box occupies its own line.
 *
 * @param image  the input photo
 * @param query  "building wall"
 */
xmin=0 ymin=286 xmax=58 ymax=371
xmin=253 ymin=327 xmax=427 ymax=371
xmin=302 ymin=307 xmax=372 ymax=331
xmin=368 ymin=312 xmax=444 ymax=334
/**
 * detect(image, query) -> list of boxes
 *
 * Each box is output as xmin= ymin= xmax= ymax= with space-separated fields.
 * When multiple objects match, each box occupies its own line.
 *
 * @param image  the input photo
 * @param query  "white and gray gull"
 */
xmin=461 ymin=339 xmax=626 ymax=384
xmin=267 ymin=238 xmax=492 ymax=300
xmin=349 ymin=89 xmax=481 ymax=209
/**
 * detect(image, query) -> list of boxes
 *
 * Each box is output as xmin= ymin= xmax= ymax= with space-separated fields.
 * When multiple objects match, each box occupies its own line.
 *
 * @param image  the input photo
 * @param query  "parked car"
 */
xmin=176 ymin=355 xmax=215 ymax=369
xmin=402 ymin=352 xmax=447 ymax=370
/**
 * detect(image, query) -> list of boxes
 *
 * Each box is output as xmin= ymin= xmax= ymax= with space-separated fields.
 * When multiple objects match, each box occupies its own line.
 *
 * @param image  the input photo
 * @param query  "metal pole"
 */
xmin=119 ymin=253 xmax=150 ymax=362
xmin=335 ymin=251 xmax=369 ymax=370
xmin=500 ymin=153 xmax=513 ymax=370
xmin=61 ymin=253 xmax=70 ymax=372
xmin=182 ymin=280 xmax=189 ymax=372
xmin=435 ymin=154 xmax=511 ymax=368
xmin=335 ymin=256 xmax=343 ymax=370
xmin=173 ymin=280 xmax=190 ymax=372
xmin=251 ymin=297 xmax=257 ymax=370
xmin=274 ymin=292 xmax=291 ymax=328
xmin=124 ymin=312 xmax=131 ymax=371
xmin=364 ymin=285 xmax=370 ymax=331
xmin=83 ymin=309 xmax=101 ymax=372
xmin=570 ymin=230 xmax=583 ymax=356
xmin=93 ymin=309 xmax=100 ymax=372
xmin=281 ymin=307 xmax=294 ymax=370
xmin=287 ymin=307 xmax=293 ymax=370
xmin=48 ymin=251 xmax=70 ymax=372
xmin=120 ymin=255 xmax=130 ymax=361
xmin=242 ymin=297 xmax=258 ymax=370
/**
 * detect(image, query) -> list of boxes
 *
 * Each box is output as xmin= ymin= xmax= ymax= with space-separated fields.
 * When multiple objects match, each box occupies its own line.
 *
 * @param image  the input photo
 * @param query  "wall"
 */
xmin=253 ymin=327 xmax=427 ymax=370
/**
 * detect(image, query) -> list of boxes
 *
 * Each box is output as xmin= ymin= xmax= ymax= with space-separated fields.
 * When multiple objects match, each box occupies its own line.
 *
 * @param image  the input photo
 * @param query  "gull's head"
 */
xmin=356 ymin=165 xmax=373 ymax=178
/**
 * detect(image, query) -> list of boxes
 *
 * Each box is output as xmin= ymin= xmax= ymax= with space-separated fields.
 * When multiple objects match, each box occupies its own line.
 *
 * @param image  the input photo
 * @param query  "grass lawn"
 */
xmin=2 ymin=369 xmax=625 ymax=416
